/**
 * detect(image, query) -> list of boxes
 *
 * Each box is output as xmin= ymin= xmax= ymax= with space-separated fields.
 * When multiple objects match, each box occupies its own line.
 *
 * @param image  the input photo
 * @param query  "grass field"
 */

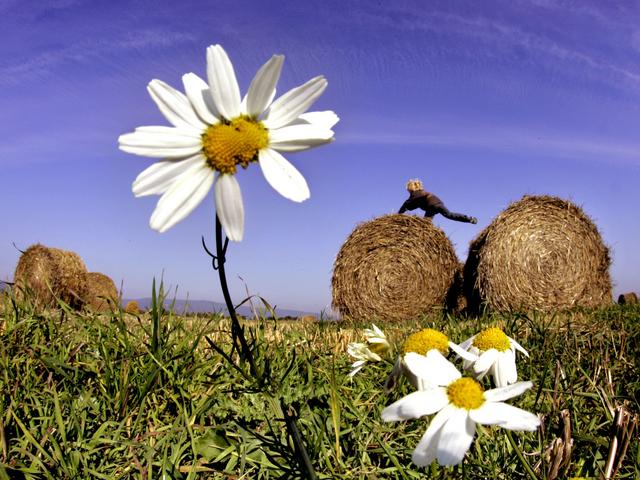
xmin=0 ymin=290 xmax=638 ymax=479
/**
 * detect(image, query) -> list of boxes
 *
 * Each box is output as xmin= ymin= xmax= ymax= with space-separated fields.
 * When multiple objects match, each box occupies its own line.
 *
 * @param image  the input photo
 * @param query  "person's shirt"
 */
xmin=398 ymin=189 xmax=445 ymax=214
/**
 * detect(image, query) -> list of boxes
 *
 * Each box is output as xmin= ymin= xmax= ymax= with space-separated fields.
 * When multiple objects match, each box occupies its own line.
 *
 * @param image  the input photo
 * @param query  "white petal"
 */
xmin=411 ymin=405 xmax=455 ymax=467
xmin=215 ymin=174 xmax=244 ymax=241
xmin=404 ymin=351 xmax=461 ymax=387
xmin=182 ymin=73 xmax=220 ymax=125
xmin=473 ymin=349 xmax=500 ymax=374
xmin=246 ymin=54 xmax=284 ymax=117
xmin=484 ymin=381 xmax=533 ymax=402
xmin=347 ymin=343 xmax=366 ymax=358
xmin=259 ymin=149 xmax=310 ymax=202
xmin=463 ymin=346 xmax=481 ymax=370
xmin=371 ymin=324 xmax=384 ymax=338
xmin=147 ymin=80 xmax=207 ymax=130
xmin=298 ymin=111 xmax=340 ymax=129
xmin=490 ymin=352 xmax=514 ymax=388
xmin=269 ymin=124 xmax=334 ymax=152
xmin=381 ymin=388 xmax=449 ymax=422
xmin=436 ymin=408 xmax=476 ymax=466
xmin=348 ymin=363 xmax=364 ymax=377
xmin=505 ymin=352 xmax=519 ymax=385
xmin=459 ymin=335 xmax=476 ymax=351
xmin=149 ymin=163 xmax=214 ymax=232
xmin=449 ymin=342 xmax=479 ymax=362
xmin=510 ymin=336 xmax=529 ymax=357
xmin=470 ymin=402 xmax=540 ymax=431
xmin=133 ymin=154 xmax=206 ymax=197
xmin=263 ymin=76 xmax=327 ymax=129
xmin=494 ymin=350 xmax=518 ymax=387
xmin=118 ymin=127 xmax=202 ymax=158
xmin=206 ymin=44 xmax=241 ymax=120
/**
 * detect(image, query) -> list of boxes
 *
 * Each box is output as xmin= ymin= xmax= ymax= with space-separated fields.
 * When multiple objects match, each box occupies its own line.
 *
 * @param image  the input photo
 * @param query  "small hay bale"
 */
xmin=124 ymin=300 xmax=142 ymax=314
xmin=463 ymin=195 xmax=612 ymax=313
xmin=618 ymin=292 xmax=638 ymax=305
xmin=81 ymin=272 xmax=118 ymax=312
xmin=332 ymin=214 xmax=460 ymax=322
xmin=14 ymin=244 xmax=87 ymax=309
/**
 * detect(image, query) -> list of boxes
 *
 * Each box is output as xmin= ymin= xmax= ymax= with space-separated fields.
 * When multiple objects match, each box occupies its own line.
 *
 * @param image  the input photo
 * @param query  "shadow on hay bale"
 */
xmin=13 ymin=244 xmax=87 ymax=309
xmin=463 ymin=195 xmax=612 ymax=313
xmin=81 ymin=272 xmax=119 ymax=312
xmin=332 ymin=214 xmax=459 ymax=322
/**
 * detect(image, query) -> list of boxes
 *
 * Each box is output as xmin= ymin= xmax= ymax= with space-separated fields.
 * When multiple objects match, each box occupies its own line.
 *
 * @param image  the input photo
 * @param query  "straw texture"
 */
xmin=332 ymin=214 xmax=459 ymax=322
xmin=463 ymin=195 xmax=612 ymax=312
xmin=81 ymin=272 xmax=118 ymax=312
xmin=13 ymin=244 xmax=87 ymax=309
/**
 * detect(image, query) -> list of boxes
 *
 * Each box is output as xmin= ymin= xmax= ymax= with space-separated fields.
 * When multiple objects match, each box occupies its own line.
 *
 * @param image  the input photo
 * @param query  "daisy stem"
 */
xmin=212 ymin=216 xmax=317 ymax=479
xmin=505 ymin=429 xmax=538 ymax=480
xmin=214 ymin=215 xmax=257 ymax=378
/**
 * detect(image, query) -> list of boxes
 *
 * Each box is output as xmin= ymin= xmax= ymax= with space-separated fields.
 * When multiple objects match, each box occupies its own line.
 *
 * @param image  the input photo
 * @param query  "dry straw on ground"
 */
xmin=463 ymin=195 xmax=612 ymax=313
xmin=81 ymin=272 xmax=118 ymax=312
xmin=13 ymin=244 xmax=87 ymax=309
xmin=332 ymin=214 xmax=459 ymax=322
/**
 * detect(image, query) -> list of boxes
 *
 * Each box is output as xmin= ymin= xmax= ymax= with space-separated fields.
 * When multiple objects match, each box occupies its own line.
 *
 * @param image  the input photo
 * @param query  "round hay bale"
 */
xmin=618 ymin=292 xmax=638 ymax=305
xmin=332 ymin=214 xmax=460 ymax=322
xmin=463 ymin=195 xmax=612 ymax=313
xmin=124 ymin=300 xmax=142 ymax=314
xmin=13 ymin=244 xmax=87 ymax=309
xmin=81 ymin=272 xmax=118 ymax=312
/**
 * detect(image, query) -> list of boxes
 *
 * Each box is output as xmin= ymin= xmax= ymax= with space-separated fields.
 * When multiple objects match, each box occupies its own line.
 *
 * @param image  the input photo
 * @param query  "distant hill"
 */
xmin=124 ymin=297 xmax=315 ymax=319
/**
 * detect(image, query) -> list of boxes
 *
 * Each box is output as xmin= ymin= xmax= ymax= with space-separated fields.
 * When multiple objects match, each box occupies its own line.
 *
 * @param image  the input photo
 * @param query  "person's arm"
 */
xmin=398 ymin=199 xmax=411 ymax=213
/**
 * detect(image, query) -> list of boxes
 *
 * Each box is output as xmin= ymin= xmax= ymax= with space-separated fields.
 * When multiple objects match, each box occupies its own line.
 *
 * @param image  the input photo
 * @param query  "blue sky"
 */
xmin=2 ymin=0 xmax=639 ymax=313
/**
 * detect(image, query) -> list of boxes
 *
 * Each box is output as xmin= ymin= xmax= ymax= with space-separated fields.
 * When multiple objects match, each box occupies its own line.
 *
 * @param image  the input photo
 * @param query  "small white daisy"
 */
xmin=119 ymin=44 xmax=338 ymax=240
xmin=459 ymin=327 xmax=529 ymax=388
xmin=362 ymin=323 xmax=390 ymax=349
xmin=382 ymin=352 xmax=540 ymax=467
xmin=385 ymin=328 xmax=475 ymax=391
xmin=347 ymin=324 xmax=391 ymax=377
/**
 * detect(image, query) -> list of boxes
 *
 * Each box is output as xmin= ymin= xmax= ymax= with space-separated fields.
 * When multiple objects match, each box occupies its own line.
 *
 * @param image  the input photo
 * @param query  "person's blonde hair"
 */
xmin=406 ymin=179 xmax=423 ymax=192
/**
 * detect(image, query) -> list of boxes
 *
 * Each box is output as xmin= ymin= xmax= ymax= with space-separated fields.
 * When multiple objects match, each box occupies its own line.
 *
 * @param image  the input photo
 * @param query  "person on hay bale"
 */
xmin=398 ymin=178 xmax=477 ymax=224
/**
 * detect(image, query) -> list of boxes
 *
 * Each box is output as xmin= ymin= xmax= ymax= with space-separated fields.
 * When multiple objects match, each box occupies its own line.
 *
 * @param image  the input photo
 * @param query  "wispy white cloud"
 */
xmin=340 ymin=121 xmax=640 ymax=167
xmin=328 ymin=3 xmax=640 ymax=94
xmin=0 ymin=29 xmax=195 ymax=86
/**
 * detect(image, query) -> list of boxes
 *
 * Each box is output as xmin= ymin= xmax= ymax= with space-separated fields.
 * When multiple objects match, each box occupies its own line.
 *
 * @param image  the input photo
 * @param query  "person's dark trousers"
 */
xmin=426 ymin=205 xmax=476 ymax=223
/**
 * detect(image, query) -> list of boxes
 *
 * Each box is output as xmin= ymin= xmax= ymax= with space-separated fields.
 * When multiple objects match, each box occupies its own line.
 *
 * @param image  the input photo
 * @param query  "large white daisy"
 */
xmin=459 ymin=327 xmax=529 ymax=388
xmin=382 ymin=352 xmax=540 ymax=467
xmin=119 ymin=44 xmax=338 ymax=240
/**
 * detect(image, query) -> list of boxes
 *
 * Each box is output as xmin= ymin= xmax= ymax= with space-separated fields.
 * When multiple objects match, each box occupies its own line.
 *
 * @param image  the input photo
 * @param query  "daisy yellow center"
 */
xmin=202 ymin=116 xmax=269 ymax=174
xmin=368 ymin=342 xmax=389 ymax=356
xmin=402 ymin=328 xmax=449 ymax=355
xmin=446 ymin=377 xmax=485 ymax=410
xmin=472 ymin=327 xmax=511 ymax=352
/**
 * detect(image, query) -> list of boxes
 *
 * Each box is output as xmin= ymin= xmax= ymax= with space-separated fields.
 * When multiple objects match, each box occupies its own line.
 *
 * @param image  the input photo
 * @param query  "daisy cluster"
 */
xmin=347 ymin=325 xmax=540 ymax=467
